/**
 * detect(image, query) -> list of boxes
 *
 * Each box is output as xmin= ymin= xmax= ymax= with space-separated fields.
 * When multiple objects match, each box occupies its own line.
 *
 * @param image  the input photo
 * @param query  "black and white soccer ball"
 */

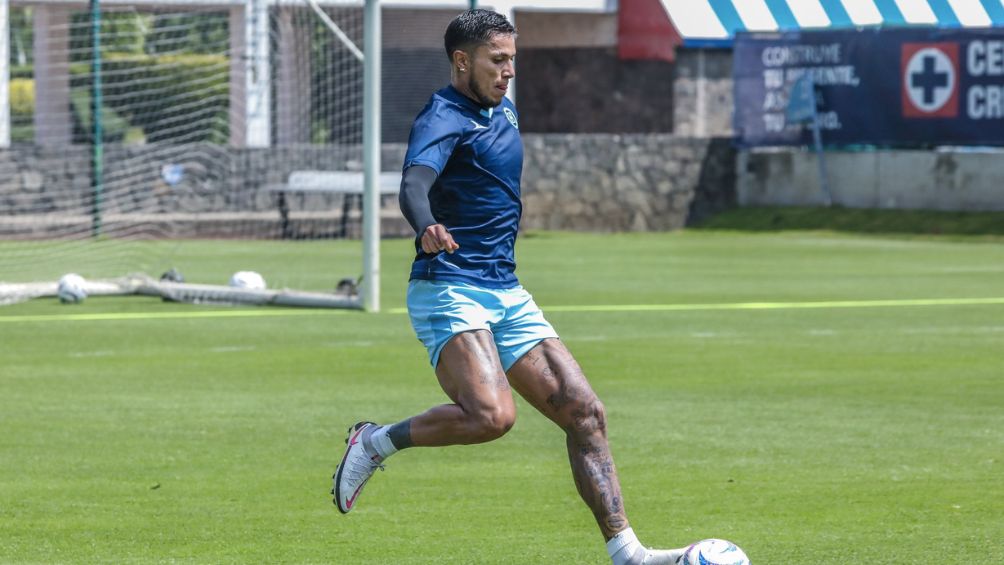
xmin=57 ymin=273 xmax=88 ymax=304
xmin=681 ymin=539 xmax=750 ymax=565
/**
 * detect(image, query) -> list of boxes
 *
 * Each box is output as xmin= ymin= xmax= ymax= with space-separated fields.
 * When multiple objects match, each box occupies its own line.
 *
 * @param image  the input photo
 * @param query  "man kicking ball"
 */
xmin=333 ymin=10 xmax=690 ymax=565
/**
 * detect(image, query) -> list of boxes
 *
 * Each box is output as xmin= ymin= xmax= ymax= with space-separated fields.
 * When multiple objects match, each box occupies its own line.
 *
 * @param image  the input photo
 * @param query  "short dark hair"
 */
xmin=444 ymin=9 xmax=515 ymax=60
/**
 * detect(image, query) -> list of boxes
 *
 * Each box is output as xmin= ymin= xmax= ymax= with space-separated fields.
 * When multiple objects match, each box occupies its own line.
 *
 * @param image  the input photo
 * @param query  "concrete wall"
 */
xmin=738 ymin=148 xmax=1004 ymax=211
xmin=692 ymin=45 xmax=1004 ymax=211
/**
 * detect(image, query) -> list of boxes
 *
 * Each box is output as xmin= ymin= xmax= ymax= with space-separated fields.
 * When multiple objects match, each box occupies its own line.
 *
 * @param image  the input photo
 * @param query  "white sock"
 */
xmin=368 ymin=425 xmax=399 ymax=460
xmin=608 ymin=528 xmax=643 ymax=565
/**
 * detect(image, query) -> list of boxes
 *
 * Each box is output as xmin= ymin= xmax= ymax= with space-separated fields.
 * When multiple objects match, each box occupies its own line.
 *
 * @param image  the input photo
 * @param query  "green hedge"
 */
xmin=11 ymin=53 xmax=229 ymax=144
xmin=72 ymin=53 xmax=230 ymax=143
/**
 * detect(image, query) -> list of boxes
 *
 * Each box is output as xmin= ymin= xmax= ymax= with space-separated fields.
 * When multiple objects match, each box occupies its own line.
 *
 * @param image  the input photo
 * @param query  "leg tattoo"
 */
xmin=566 ymin=399 xmax=629 ymax=539
xmin=509 ymin=344 xmax=631 ymax=540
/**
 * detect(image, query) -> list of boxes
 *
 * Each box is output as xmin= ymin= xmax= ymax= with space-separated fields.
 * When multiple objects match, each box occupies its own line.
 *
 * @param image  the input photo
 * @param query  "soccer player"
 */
xmin=333 ymin=10 xmax=689 ymax=565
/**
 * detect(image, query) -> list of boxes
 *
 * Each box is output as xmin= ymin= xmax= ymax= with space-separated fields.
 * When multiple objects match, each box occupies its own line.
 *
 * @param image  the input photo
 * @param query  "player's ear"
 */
xmin=452 ymin=49 xmax=470 ymax=73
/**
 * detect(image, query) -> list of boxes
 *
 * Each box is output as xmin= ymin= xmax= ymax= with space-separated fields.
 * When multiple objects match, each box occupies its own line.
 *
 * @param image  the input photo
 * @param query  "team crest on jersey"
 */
xmin=503 ymin=107 xmax=519 ymax=129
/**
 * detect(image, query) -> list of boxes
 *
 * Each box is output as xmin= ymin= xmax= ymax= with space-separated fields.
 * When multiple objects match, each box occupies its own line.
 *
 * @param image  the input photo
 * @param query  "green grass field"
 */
xmin=2 ymin=231 xmax=1002 ymax=564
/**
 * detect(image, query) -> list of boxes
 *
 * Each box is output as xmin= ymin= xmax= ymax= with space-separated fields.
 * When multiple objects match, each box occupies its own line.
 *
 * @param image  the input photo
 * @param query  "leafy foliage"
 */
xmin=69 ymin=53 xmax=229 ymax=144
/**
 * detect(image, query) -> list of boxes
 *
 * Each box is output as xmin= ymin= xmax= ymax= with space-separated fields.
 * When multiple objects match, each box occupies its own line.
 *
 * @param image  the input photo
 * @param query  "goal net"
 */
xmin=0 ymin=0 xmax=381 ymax=308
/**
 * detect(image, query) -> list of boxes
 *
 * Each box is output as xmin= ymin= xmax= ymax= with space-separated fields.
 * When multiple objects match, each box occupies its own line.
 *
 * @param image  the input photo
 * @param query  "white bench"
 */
xmin=266 ymin=171 xmax=401 ymax=238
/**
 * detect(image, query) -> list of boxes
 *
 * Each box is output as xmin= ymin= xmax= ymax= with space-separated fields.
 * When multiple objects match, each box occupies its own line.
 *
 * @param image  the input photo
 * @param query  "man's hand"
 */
xmin=421 ymin=224 xmax=460 ymax=254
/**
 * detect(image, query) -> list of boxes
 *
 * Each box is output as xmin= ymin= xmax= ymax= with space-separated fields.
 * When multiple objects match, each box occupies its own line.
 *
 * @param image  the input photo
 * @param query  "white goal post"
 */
xmin=362 ymin=0 xmax=380 ymax=312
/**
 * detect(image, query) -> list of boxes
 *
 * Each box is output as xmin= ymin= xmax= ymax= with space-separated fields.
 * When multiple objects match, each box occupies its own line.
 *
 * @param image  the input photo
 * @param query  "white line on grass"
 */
xmin=901 ymin=325 xmax=1004 ymax=335
xmin=68 ymin=350 xmax=116 ymax=358
xmin=1 ymin=296 xmax=1003 ymax=323
xmin=209 ymin=345 xmax=257 ymax=353
xmin=535 ymin=297 xmax=1004 ymax=313
xmin=690 ymin=331 xmax=723 ymax=338
xmin=0 ymin=309 xmax=351 ymax=323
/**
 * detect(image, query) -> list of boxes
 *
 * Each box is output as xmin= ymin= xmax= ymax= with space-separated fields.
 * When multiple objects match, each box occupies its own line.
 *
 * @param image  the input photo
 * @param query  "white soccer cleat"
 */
xmin=642 ymin=547 xmax=688 ymax=565
xmin=332 ymin=421 xmax=384 ymax=514
xmin=615 ymin=542 xmax=689 ymax=565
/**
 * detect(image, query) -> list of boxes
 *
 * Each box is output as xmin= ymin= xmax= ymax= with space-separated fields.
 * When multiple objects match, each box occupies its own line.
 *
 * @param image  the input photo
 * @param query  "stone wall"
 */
xmin=0 ymin=143 xmax=409 ymax=238
xmin=672 ymin=49 xmax=734 ymax=137
xmin=0 ymin=136 xmax=735 ymax=238
xmin=523 ymin=135 xmax=735 ymax=231
xmin=0 ymin=144 xmax=376 ymax=216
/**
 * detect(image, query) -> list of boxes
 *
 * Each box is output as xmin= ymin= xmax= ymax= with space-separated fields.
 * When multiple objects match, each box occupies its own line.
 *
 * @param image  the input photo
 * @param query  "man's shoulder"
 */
xmin=428 ymin=86 xmax=473 ymax=115
xmin=414 ymin=89 xmax=468 ymax=128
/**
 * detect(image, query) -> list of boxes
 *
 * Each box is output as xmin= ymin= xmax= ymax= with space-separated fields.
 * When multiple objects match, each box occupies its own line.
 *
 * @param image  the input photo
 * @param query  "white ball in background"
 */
xmin=228 ymin=271 xmax=266 ymax=291
xmin=57 ymin=273 xmax=88 ymax=304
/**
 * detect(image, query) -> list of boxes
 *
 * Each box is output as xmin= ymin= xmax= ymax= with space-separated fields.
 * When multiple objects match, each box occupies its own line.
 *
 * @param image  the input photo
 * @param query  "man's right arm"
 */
xmin=399 ymin=165 xmax=459 ymax=254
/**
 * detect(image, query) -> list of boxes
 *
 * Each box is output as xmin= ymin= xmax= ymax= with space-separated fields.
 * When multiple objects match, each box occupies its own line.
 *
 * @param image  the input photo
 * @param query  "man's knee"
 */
xmin=469 ymin=405 xmax=516 ymax=443
xmin=565 ymin=394 xmax=607 ymax=437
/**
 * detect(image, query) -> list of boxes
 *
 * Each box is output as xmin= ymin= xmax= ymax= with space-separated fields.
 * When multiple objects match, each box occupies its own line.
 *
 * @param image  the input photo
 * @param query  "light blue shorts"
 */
xmin=407 ymin=280 xmax=559 ymax=372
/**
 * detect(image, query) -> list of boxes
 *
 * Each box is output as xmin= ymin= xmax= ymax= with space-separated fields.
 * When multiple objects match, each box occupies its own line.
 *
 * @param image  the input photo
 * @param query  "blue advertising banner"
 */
xmin=733 ymin=28 xmax=1004 ymax=147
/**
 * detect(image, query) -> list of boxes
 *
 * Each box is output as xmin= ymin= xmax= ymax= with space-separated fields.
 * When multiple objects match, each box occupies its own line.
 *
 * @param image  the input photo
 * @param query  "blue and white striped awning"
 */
xmin=660 ymin=0 xmax=1004 ymax=45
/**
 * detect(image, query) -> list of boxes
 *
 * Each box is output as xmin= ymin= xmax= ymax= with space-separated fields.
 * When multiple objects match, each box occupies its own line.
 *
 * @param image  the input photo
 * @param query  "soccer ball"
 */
xmin=228 ymin=270 xmax=266 ymax=290
xmin=681 ymin=539 xmax=750 ymax=565
xmin=57 ymin=273 xmax=88 ymax=304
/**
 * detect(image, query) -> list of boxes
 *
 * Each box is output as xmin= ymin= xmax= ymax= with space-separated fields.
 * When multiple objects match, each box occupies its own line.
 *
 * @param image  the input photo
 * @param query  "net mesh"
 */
xmin=1 ymin=1 xmax=371 ymax=303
